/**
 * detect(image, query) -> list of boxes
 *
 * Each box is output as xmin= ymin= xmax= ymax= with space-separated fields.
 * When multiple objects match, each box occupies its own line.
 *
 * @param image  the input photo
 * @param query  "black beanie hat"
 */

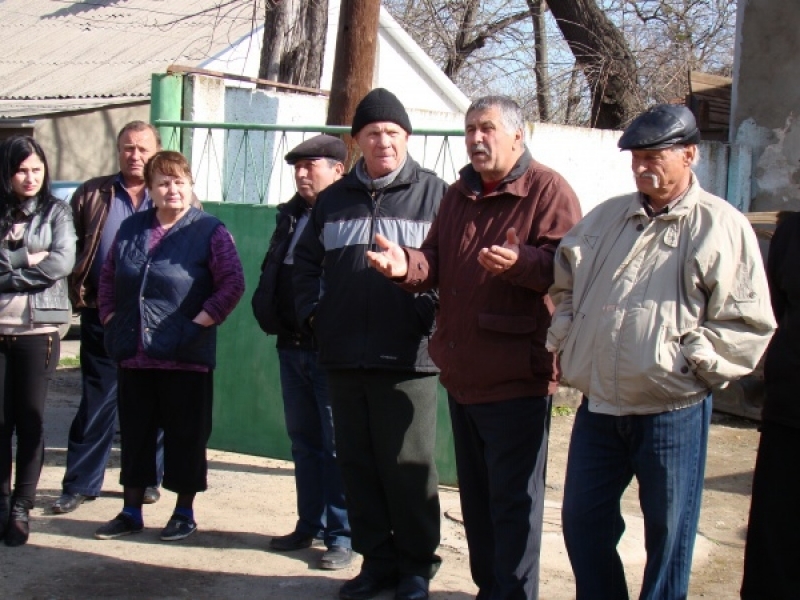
xmin=351 ymin=88 xmax=413 ymax=136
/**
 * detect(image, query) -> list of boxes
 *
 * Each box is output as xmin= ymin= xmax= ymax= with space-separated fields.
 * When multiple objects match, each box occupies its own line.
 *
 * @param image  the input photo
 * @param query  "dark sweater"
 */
xmin=762 ymin=211 xmax=800 ymax=427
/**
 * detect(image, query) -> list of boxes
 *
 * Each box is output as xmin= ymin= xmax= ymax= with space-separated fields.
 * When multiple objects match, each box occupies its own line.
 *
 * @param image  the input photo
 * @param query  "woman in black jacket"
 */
xmin=741 ymin=210 xmax=800 ymax=598
xmin=0 ymin=136 xmax=76 ymax=546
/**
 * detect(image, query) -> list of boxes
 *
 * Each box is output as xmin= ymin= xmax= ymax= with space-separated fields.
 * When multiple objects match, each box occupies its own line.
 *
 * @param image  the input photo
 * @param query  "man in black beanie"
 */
xmin=293 ymin=88 xmax=446 ymax=600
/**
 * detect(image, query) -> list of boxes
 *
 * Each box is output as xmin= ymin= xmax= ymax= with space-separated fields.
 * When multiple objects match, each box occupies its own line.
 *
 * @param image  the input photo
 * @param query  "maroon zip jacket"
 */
xmin=401 ymin=151 xmax=582 ymax=404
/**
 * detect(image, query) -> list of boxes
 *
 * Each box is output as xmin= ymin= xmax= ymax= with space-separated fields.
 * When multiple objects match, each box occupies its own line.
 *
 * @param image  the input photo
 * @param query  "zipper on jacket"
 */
xmin=45 ymin=333 xmax=53 ymax=368
xmin=363 ymin=188 xmax=383 ymax=367
xmin=367 ymin=189 xmax=381 ymax=252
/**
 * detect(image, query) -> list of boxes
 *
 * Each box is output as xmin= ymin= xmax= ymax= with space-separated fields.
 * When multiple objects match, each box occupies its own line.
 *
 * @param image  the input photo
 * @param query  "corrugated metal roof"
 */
xmin=0 ymin=97 xmax=147 ymax=119
xmin=0 ymin=0 xmax=264 ymax=100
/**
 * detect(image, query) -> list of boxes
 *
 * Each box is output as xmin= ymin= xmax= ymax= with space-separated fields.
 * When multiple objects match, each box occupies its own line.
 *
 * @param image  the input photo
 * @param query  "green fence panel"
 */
xmin=202 ymin=202 xmax=459 ymax=485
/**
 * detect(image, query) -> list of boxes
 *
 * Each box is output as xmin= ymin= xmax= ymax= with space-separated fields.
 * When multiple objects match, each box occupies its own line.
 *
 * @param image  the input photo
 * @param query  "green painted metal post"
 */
xmin=150 ymin=74 xmax=184 ymax=151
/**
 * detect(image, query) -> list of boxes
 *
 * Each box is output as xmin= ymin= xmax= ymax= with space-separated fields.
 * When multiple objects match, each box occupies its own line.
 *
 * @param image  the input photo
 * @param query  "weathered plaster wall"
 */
xmin=731 ymin=0 xmax=800 ymax=212
xmin=34 ymin=102 xmax=149 ymax=182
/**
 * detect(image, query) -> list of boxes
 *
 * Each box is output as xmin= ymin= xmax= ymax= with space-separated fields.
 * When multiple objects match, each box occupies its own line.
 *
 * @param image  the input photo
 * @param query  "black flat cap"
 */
xmin=351 ymin=88 xmax=413 ymax=136
xmin=618 ymin=104 xmax=700 ymax=150
xmin=285 ymin=134 xmax=347 ymax=165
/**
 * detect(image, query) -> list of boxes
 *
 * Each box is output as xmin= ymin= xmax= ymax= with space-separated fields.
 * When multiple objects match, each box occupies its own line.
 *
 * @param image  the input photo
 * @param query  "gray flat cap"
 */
xmin=618 ymin=104 xmax=700 ymax=150
xmin=285 ymin=134 xmax=347 ymax=165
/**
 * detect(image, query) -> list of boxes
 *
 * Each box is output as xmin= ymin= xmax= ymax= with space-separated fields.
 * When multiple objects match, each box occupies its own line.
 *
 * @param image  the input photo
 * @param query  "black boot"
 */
xmin=5 ymin=500 xmax=30 ymax=547
xmin=0 ymin=496 xmax=9 ymax=541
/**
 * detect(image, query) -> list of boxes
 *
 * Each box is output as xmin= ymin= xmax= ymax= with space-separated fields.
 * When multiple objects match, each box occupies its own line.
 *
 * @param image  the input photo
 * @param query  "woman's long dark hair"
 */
xmin=0 ymin=136 xmax=57 ymax=238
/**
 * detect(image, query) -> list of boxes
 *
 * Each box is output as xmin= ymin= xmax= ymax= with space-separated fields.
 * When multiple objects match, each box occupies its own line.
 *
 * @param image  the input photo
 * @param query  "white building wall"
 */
xmin=185 ymin=75 xmax=731 ymax=213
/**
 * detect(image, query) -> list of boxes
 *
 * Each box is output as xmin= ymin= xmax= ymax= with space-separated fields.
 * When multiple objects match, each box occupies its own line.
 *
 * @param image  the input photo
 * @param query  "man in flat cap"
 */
xmin=293 ymin=89 xmax=446 ymax=600
xmin=251 ymin=134 xmax=352 ymax=569
xmin=547 ymin=104 xmax=776 ymax=598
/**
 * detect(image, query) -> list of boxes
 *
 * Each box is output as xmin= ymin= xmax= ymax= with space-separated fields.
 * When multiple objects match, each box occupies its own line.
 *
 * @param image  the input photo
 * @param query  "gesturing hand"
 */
xmin=478 ymin=228 xmax=520 ymax=275
xmin=366 ymin=233 xmax=409 ymax=278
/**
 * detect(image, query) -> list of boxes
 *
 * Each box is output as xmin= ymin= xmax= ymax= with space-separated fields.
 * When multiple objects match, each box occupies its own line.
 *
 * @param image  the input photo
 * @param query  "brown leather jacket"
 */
xmin=69 ymin=174 xmax=116 ymax=309
xmin=68 ymin=173 xmax=202 ymax=309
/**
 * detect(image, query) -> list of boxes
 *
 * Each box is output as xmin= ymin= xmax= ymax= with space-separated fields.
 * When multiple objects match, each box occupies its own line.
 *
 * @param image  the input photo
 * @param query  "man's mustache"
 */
xmin=638 ymin=172 xmax=660 ymax=187
xmin=470 ymin=143 xmax=490 ymax=156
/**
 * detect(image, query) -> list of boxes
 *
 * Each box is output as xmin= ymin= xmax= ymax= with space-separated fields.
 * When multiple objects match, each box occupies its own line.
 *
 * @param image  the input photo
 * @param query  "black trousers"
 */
xmin=118 ymin=368 xmax=213 ymax=494
xmin=0 ymin=333 xmax=59 ymax=507
xmin=741 ymin=420 xmax=800 ymax=599
xmin=327 ymin=369 xmax=441 ymax=579
xmin=449 ymin=394 xmax=551 ymax=600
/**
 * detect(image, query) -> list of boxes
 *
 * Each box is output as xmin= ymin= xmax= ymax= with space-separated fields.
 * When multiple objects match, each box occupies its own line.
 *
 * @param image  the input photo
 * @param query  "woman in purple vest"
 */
xmin=0 ymin=136 xmax=76 ymax=547
xmin=94 ymin=150 xmax=244 ymax=542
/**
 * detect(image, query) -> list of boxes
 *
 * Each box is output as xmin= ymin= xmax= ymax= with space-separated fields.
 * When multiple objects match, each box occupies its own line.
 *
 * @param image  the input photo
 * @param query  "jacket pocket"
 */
xmin=174 ymin=318 xmax=215 ymax=365
xmin=103 ymin=313 xmax=133 ymax=361
xmin=651 ymin=326 xmax=706 ymax=397
xmin=474 ymin=313 xmax=537 ymax=384
xmin=558 ymin=312 xmax=585 ymax=388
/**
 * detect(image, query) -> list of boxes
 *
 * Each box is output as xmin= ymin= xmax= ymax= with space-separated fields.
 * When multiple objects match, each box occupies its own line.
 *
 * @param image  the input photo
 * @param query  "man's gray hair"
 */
xmin=116 ymin=120 xmax=162 ymax=150
xmin=466 ymin=96 xmax=524 ymax=135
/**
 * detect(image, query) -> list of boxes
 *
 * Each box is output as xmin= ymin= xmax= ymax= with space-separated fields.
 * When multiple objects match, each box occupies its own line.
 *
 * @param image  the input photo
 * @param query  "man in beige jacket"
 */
xmin=548 ymin=104 xmax=775 ymax=600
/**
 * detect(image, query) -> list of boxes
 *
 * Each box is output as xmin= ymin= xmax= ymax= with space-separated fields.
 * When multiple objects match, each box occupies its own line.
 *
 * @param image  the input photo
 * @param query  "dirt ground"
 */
xmin=0 ymin=357 xmax=758 ymax=599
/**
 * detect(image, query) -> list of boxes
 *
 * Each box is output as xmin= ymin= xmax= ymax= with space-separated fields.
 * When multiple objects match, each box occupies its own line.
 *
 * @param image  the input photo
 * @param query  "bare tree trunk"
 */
xmin=445 ymin=0 xmax=479 ymax=78
xmin=527 ymin=0 xmax=550 ymax=122
xmin=258 ymin=0 xmax=328 ymax=89
xmin=547 ymin=0 xmax=639 ymax=129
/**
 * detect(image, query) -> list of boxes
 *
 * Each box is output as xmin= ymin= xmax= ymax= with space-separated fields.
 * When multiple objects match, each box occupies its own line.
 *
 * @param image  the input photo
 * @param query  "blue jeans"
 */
xmin=562 ymin=396 xmax=712 ymax=600
xmin=278 ymin=348 xmax=350 ymax=549
xmin=62 ymin=309 xmax=163 ymax=496
xmin=449 ymin=395 xmax=551 ymax=600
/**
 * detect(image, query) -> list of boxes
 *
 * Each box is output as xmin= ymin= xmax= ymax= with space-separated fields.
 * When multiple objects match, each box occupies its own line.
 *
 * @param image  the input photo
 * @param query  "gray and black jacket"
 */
xmin=293 ymin=156 xmax=445 ymax=372
xmin=0 ymin=197 xmax=76 ymax=325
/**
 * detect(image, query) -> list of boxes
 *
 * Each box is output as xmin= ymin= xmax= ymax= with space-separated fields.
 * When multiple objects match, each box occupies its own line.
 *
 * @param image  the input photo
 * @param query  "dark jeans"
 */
xmin=327 ymin=369 xmax=441 ymax=579
xmin=741 ymin=421 xmax=800 ymax=599
xmin=449 ymin=394 xmax=552 ymax=600
xmin=0 ymin=332 xmax=59 ymax=507
xmin=278 ymin=348 xmax=350 ymax=549
xmin=62 ymin=309 xmax=163 ymax=496
xmin=562 ymin=396 xmax=712 ymax=600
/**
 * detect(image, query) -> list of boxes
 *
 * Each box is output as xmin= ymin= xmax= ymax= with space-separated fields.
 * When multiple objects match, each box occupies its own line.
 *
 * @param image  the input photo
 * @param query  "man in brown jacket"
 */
xmin=367 ymin=95 xmax=582 ymax=599
xmin=52 ymin=121 xmax=165 ymax=514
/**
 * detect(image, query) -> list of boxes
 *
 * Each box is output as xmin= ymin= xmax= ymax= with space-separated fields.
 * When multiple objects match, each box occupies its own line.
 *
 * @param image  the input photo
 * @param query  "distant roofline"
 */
xmin=378 ymin=8 xmax=470 ymax=113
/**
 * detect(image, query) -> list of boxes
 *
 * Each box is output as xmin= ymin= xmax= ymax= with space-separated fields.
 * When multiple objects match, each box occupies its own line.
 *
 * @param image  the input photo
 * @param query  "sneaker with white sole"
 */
xmin=160 ymin=514 xmax=197 ymax=541
xmin=94 ymin=513 xmax=143 ymax=540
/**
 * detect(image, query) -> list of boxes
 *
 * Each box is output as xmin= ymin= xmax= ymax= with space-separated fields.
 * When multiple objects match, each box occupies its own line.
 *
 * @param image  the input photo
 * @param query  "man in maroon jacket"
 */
xmin=367 ymin=95 xmax=582 ymax=600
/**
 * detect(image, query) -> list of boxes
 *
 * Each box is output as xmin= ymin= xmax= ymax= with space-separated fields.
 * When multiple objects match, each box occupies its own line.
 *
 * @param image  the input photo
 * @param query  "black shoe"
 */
xmin=269 ymin=529 xmax=315 ymax=551
xmin=143 ymin=486 xmax=161 ymax=504
xmin=320 ymin=545 xmax=354 ymax=570
xmin=395 ymin=575 xmax=429 ymax=600
xmin=52 ymin=492 xmax=96 ymax=514
xmin=5 ymin=502 xmax=30 ymax=547
xmin=339 ymin=570 xmax=396 ymax=600
xmin=94 ymin=512 xmax=143 ymax=540
xmin=160 ymin=513 xmax=197 ymax=541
